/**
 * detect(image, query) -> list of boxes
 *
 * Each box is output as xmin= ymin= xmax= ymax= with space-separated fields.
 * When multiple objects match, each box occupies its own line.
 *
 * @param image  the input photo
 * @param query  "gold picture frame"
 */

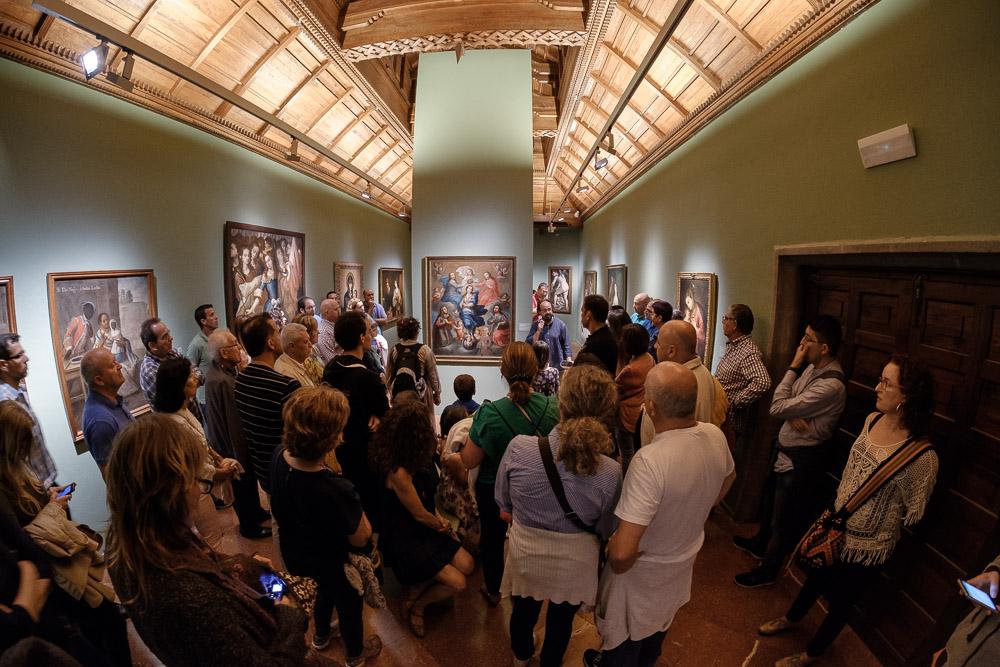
xmin=676 ymin=272 xmax=718 ymax=368
xmin=0 ymin=276 xmax=15 ymax=334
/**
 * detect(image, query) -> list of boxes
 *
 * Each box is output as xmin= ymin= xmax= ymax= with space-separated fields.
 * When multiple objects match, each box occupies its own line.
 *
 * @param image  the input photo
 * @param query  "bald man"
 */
xmin=656 ymin=321 xmax=728 ymax=426
xmin=81 ymin=348 xmax=133 ymax=475
xmin=316 ymin=298 xmax=342 ymax=364
xmin=588 ymin=362 xmax=734 ymax=666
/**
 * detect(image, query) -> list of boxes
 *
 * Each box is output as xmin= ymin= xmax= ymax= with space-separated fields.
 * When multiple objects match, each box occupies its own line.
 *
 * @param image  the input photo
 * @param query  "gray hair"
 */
xmin=208 ymin=329 xmax=238 ymax=361
xmin=645 ymin=362 xmax=697 ymax=419
xmin=281 ymin=323 xmax=308 ymax=347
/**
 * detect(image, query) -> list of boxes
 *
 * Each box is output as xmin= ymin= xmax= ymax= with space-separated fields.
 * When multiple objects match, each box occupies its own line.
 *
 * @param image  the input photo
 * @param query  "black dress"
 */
xmin=380 ymin=464 xmax=460 ymax=585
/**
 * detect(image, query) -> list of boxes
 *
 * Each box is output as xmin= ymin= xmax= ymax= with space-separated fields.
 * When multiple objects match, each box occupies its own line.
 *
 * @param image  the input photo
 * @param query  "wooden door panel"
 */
xmin=920 ymin=298 xmax=978 ymax=354
xmin=918 ymin=488 xmax=995 ymax=575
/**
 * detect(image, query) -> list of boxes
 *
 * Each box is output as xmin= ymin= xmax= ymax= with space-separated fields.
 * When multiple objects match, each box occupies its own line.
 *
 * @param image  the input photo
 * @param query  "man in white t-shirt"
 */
xmin=585 ymin=362 xmax=735 ymax=667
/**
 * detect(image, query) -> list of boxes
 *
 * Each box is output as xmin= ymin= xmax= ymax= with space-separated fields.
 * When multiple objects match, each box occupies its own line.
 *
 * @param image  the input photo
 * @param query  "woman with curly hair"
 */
xmin=463 ymin=341 xmax=559 ymax=606
xmin=760 ymin=355 xmax=938 ymax=667
xmin=495 ymin=364 xmax=622 ymax=667
xmin=371 ymin=401 xmax=473 ymax=637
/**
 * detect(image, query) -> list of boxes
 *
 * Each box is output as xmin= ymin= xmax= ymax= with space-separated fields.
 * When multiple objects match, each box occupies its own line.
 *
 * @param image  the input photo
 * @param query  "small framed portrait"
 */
xmin=378 ymin=267 xmax=405 ymax=325
xmin=0 ymin=276 xmax=15 ymax=334
xmin=676 ymin=272 xmax=719 ymax=368
xmin=583 ymin=270 xmax=597 ymax=298
xmin=606 ymin=264 xmax=627 ymax=308
xmin=47 ymin=269 xmax=157 ymax=449
xmin=335 ymin=262 xmax=364 ymax=312
xmin=224 ymin=221 xmax=305 ymax=328
xmin=424 ymin=256 xmax=515 ymax=364
xmin=548 ymin=266 xmax=572 ymax=314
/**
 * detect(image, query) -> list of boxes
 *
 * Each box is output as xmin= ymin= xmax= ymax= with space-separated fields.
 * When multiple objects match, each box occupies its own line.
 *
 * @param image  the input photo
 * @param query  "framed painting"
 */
xmin=335 ymin=262 xmax=363 ymax=312
xmin=424 ymin=256 xmax=515 ymax=364
xmin=378 ymin=267 xmax=405 ymax=325
xmin=47 ymin=270 xmax=156 ymax=448
xmin=583 ymin=270 xmax=597 ymax=298
xmin=606 ymin=264 xmax=627 ymax=308
xmin=0 ymin=276 xmax=15 ymax=334
xmin=223 ymin=221 xmax=305 ymax=329
xmin=676 ymin=272 xmax=719 ymax=368
xmin=548 ymin=266 xmax=572 ymax=314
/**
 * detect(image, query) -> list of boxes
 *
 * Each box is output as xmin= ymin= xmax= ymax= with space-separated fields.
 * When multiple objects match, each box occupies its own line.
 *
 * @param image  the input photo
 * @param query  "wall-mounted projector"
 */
xmin=858 ymin=123 xmax=917 ymax=169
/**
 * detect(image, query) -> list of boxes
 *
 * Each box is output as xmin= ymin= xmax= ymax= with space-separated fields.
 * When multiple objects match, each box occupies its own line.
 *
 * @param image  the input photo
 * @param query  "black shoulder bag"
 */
xmin=537 ymin=435 xmax=596 ymax=534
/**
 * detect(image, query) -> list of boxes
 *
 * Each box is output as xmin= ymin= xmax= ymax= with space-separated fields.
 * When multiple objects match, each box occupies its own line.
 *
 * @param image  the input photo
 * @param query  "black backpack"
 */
xmin=390 ymin=343 xmax=426 ymax=398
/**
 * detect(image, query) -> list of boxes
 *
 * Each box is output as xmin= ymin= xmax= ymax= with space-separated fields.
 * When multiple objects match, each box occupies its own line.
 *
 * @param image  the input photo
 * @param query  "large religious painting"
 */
xmin=548 ymin=266 xmax=572 ymax=314
xmin=47 ymin=270 xmax=156 ymax=447
xmin=378 ymin=267 xmax=405 ymax=325
xmin=676 ymin=272 xmax=718 ymax=368
xmin=0 ymin=276 xmax=15 ymax=334
xmin=335 ymin=262 xmax=363 ymax=311
xmin=424 ymin=256 xmax=515 ymax=364
xmin=583 ymin=270 xmax=597 ymax=298
xmin=223 ymin=221 xmax=305 ymax=329
xmin=606 ymin=264 xmax=627 ymax=308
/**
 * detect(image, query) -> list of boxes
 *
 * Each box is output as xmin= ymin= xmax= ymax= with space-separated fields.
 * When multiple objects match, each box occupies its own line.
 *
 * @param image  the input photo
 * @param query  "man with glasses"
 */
xmin=734 ymin=314 xmax=846 ymax=588
xmin=715 ymin=304 xmax=771 ymax=450
xmin=204 ymin=329 xmax=272 ymax=539
xmin=0 ymin=333 xmax=58 ymax=487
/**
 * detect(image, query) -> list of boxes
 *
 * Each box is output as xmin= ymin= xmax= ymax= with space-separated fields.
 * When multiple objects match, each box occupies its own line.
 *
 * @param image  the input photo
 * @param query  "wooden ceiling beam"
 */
xmin=346 ymin=126 xmax=387 ymax=164
xmin=105 ymin=0 xmax=165 ymax=79
xmin=312 ymin=107 xmax=374 ymax=165
xmin=257 ymin=59 xmax=332 ymax=135
xmin=695 ymin=0 xmax=763 ymax=53
xmin=32 ymin=14 xmax=55 ymax=41
xmin=576 ymin=117 xmax=634 ymax=169
xmin=376 ymin=151 xmax=407 ymax=181
xmin=583 ymin=94 xmax=666 ymax=142
xmin=305 ymin=86 xmax=355 ymax=134
xmin=216 ymin=27 xmax=302 ymax=117
xmin=170 ymin=0 xmax=257 ymax=96
xmin=598 ymin=46 xmax=689 ymax=117
xmin=616 ymin=2 xmax=721 ymax=91
xmin=579 ymin=96 xmax=655 ymax=149
xmin=366 ymin=139 xmax=400 ymax=172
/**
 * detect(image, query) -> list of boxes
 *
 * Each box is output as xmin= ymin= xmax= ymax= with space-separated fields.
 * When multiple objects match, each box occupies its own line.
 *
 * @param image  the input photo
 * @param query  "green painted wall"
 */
xmin=411 ymin=50 xmax=534 ymax=403
xmin=533 ymin=227 xmax=583 ymax=345
xmin=0 ymin=58 xmax=410 ymax=528
xmin=582 ymin=0 xmax=1000 ymax=367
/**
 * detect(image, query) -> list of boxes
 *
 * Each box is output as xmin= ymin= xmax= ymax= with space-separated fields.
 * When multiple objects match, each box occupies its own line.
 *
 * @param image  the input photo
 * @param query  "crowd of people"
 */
xmin=0 ymin=282 xmax=995 ymax=667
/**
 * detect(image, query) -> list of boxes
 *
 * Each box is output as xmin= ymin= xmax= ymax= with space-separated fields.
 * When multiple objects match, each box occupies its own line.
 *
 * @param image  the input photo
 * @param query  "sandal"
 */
xmin=479 ymin=584 xmax=500 ymax=607
xmin=404 ymin=601 xmax=426 ymax=638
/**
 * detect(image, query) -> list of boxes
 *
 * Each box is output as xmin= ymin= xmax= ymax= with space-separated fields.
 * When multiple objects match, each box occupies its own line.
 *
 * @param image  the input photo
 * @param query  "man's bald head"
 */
xmin=645 ymin=361 xmax=697 ymax=421
xmin=81 ymin=348 xmax=115 ymax=387
xmin=632 ymin=292 xmax=650 ymax=315
xmin=320 ymin=298 xmax=341 ymax=322
xmin=657 ymin=320 xmax=697 ymax=362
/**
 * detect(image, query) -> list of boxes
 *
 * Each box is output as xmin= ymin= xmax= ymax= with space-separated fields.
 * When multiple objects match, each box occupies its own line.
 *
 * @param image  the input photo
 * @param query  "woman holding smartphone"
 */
xmin=759 ymin=355 xmax=938 ymax=667
xmin=937 ymin=554 xmax=1000 ymax=665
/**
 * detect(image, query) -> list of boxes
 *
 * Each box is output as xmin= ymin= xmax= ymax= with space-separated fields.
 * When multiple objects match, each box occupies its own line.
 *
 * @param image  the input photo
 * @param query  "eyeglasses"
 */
xmin=197 ymin=479 xmax=213 ymax=495
xmin=876 ymin=377 xmax=899 ymax=390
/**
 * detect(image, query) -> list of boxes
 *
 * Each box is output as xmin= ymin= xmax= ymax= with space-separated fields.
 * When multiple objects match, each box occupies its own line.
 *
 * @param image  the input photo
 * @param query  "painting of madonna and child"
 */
xmin=223 ymin=221 xmax=305 ymax=329
xmin=425 ymin=257 xmax=515 ymax=364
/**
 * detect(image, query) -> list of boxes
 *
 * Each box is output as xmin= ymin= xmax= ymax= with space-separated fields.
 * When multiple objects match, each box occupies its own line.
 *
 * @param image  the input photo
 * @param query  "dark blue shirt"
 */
xmin=452 ymin=398 xmax=480 ymax=414
xmin=82 ymin=392 xmax=134 ymax=467
xmin=525 ymin=316 xmax=571 ymax=369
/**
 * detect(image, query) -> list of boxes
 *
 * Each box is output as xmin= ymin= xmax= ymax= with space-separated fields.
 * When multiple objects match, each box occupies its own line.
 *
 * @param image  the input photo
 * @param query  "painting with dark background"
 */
xmin=584 ymin=271 xmax=597 ymax=299
xmin=47 ymin=270 xmax=156 ymax=446
xmin=548 ymin=265 xmax=572 ymax=314
xmin=676 ymin=272 xmax=718 ymax=367
xmin=224 ymin=221 xmax=304 ymax=329
xmin=606 ymin=264 xmax=627 ymax=308
xmin=335 ymin=262 xmax=363 ymax=311
xmin=0 ymin=276 xmax=14 ymax=334
xmin=425 ymin=256 xmax=515 ymax=364
xmin=379 ymin=267 xmax=405 ymax=325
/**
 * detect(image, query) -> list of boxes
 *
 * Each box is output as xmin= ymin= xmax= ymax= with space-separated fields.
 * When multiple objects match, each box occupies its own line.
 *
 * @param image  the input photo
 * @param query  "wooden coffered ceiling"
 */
xmin=0 ymin=0 xmax=878 ymax=224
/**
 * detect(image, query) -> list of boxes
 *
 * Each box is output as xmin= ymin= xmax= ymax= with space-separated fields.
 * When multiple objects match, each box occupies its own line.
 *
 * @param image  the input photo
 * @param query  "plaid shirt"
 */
xmin=714 ymin=334 xmax=771 ymax=434
xmin=0 ymin=383 xmax=58 ymax=486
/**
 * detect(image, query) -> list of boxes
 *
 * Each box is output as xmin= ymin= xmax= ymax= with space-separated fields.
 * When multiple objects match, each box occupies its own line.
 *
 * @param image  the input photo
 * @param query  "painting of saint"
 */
xmin=0 ymin=277 xmax=15 ymax=334
xmin=424 ymin=256 xmax=515 ymax=364
xmin=223 ymin=222 xmax=305 ymax=329
xmin=334 ymin=262 xmax=363 ymax=311
xmin=48 ymin=270 xmax=156 ymax=446
xmin=583 ymin=271 xmax=597 ymax=299
xmin=378 ymin=268 xmax=406 ymax=325
xmin=676 ymin=272 xmax=718 ymax=368
xmin=548 ymin=266 xmax=572 ymax=314
xmin=606 ymin=265 xmax=627 ymax=308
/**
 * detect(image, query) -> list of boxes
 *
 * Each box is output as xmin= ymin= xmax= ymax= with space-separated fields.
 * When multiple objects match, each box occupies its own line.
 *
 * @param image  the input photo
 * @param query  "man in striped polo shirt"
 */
xmin=234 ymin=313 xmax=301 ymax=494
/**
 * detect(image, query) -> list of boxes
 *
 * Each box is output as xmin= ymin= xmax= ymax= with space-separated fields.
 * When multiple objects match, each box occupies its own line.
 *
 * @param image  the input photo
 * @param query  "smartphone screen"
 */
xmin=259 ymin=572 xmax=285 ymax=601
xmin=56 ymin=483 xmax=76 ymax=499
xmin=960 ymin=579 xmax=998 ymax=611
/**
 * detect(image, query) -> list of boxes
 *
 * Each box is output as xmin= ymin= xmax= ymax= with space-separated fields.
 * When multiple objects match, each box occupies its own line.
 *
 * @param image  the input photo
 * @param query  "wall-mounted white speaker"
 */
xmin=858 ymin=123 xmax=917 ymax=169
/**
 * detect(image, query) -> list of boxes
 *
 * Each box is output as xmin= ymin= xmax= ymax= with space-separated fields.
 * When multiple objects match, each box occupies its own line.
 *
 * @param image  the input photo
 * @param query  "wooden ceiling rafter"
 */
xmin=695 ymin=0 xmax=763 ymax=54
xmin=215 ymin=25 xmax=302 ymax=117
xmin=579 ymin=96 xmax=654 ymax=153
xmin=304 ymin=84 xmax=355 ymax=133
xmin=104 ymin=0 xmax=165 ymax=77
xmin=256 ymin=57 xmax=332 ymax=135
xmin=312 ymin=105 xmax=374 ymax=165
xmin=31 ymin=12 xmax=54 ymax=40
xmin=169 ymin=0 xmax=259 ymax=96
xmin=597 ymin=45 xmax=689 ymax=117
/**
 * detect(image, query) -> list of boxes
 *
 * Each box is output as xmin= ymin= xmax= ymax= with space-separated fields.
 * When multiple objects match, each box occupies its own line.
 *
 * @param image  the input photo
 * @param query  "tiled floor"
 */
xmin=128 ymin=504 xmax=882 ymax=666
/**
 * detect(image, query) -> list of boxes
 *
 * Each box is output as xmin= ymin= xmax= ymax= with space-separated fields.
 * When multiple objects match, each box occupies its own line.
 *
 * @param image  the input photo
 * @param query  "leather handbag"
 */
xmin=794 ymin=430 xmax=932 ymax=572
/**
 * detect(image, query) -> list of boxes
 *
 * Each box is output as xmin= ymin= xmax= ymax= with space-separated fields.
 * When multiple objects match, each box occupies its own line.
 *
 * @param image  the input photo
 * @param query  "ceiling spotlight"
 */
xmin=81 ymin=40 xmax=109 ymax=80
xmin=556 ymin=217 xmax=565 ymax=222
xmin=286 ymin=138 xmax=301 ymax=162
xmin=398 ymin=209 xmax=409 ymax=218
xmin=594 ymin=149 xmax=608 ymax=171
xmin=576 ymin=183 xmax=590 ymax=193
xmin=574 ymin=210 xmax=580 ymax=218
xmin=361 ymin=181 xmax=372 ymax=200
xmin=106 ymin=50 xmax=135 ymax=92
xmin=562 ymin=208 xmax=572 ymax=213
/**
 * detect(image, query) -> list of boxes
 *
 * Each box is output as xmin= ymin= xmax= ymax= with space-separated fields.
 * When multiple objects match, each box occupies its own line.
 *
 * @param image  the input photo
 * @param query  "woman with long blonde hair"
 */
xmin=107 ymin=414 xmax=311 ymax=665
xmin=495 ymin=364 xmax=623 ymax=666
xmin=462 ymin=341 xmax=559 ymax=606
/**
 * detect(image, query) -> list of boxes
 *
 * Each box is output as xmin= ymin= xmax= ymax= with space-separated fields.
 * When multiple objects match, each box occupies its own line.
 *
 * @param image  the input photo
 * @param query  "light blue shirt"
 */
xmin=0 ymin=383 xmax=58 ymax=486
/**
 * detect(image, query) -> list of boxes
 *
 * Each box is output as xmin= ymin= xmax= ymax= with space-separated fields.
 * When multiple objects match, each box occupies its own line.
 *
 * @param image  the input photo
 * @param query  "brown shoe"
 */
xmin=759 ymin=616 xmax=796 ymax=636
xmin=346 ymin=635 xmax=382 ymax=667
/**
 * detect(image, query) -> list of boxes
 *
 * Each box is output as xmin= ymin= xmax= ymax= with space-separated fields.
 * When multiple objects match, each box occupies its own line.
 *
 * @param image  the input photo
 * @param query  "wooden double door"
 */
xmin=803 ymin=267 xmax=1000 ymax=665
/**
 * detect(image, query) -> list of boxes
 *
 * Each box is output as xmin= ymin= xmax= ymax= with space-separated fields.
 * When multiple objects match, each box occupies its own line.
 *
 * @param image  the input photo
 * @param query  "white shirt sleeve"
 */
xmin=614 ymin=454 xmax=661 ymax=527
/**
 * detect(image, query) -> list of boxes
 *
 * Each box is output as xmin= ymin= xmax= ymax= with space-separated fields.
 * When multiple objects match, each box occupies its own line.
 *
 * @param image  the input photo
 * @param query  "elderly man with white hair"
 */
xmin=316 ymin=297 xmax=342 ymax=364
xmin=203 ymin=328 xmax=271 ymax=539
xmin=274 ymin=323 xmax=315 ymax=387
xmin=585 ymin=362 xmax=735 ymax=667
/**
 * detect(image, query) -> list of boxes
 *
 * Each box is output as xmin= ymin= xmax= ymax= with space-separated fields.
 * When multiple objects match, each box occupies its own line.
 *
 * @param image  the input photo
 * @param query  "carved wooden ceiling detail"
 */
xmin=0 ymin=0 xmax=876 ymax=223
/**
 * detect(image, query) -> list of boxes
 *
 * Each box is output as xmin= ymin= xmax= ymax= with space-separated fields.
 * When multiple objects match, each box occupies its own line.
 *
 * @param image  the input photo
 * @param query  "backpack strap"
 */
xmin=537 ymin=435 xmax=596 ymax=534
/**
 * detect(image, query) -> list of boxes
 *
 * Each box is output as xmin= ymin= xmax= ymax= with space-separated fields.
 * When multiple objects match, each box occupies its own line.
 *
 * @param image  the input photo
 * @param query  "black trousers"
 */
xmin=314 ymin=568 xmax=365 ymax=658
xmin=509 ymin=596 xmax=580 ymax=666
xmin=337 ymin=444 xmax=382 ymax=532
xmin=231 ymin=468 xmax=266 ymax=531
xmin=753 ymin=450 xmax=829 ymax=575
xmin=599 ymin=629 xmax=668 ymax=667
xmin=786 ymin=563 xmax=878 ymax=657
xmin=475 ymin=481 xmax=508 ymax=595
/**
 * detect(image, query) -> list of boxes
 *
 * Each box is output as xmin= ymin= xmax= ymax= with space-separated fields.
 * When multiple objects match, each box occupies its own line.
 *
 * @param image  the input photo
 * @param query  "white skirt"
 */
xmin=501 ymin=521 xmax=601 ymax=606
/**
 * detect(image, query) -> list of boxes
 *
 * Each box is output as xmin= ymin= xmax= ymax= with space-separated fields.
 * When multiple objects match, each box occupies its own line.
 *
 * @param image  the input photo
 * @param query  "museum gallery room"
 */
xmin=0 ymin=0 xmax=998 ymax=665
